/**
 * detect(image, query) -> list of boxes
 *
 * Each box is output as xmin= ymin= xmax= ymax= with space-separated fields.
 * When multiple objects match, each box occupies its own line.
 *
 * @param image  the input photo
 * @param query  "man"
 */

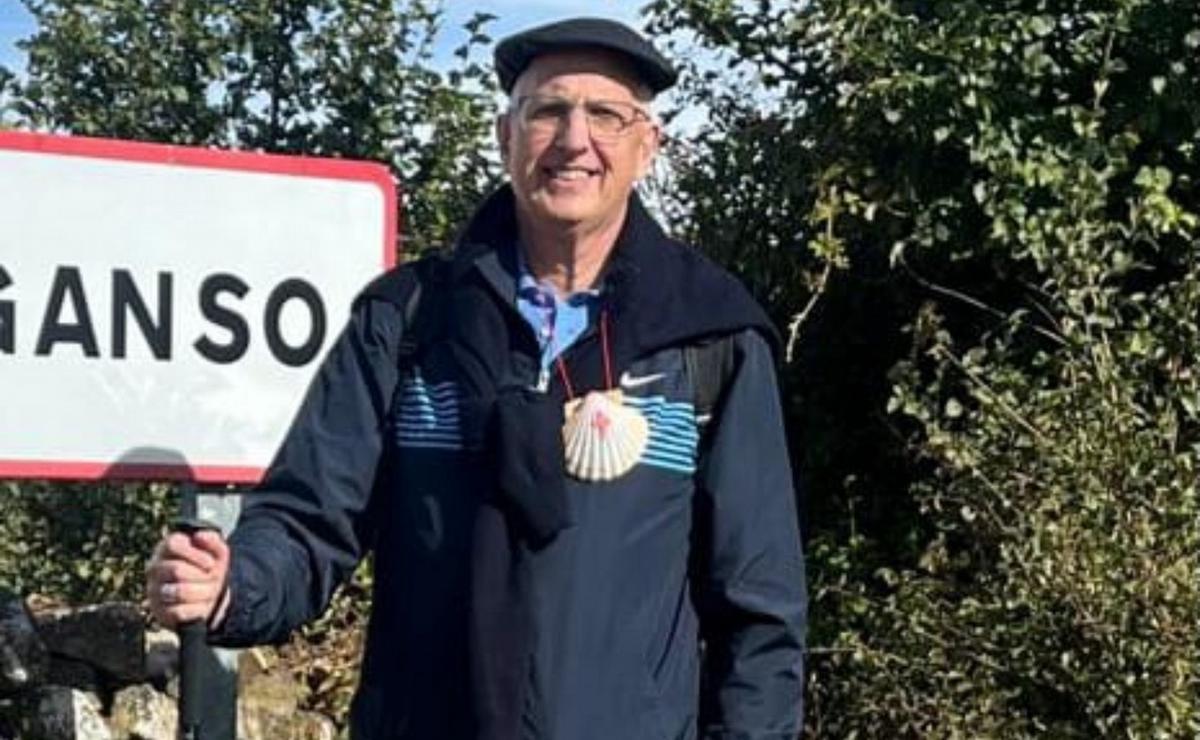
xmin=147 ymin=17 xmax=806 ymax=740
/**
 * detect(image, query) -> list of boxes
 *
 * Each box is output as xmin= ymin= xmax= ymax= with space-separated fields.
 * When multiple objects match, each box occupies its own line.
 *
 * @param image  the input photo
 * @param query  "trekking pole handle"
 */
xmin=171 ymin=517 xmax=223 ymax=740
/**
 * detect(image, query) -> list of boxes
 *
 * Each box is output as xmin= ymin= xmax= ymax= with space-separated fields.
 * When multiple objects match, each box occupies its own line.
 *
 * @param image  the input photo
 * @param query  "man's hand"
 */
xmin=145 ymin=530 xmax=230 ymax=630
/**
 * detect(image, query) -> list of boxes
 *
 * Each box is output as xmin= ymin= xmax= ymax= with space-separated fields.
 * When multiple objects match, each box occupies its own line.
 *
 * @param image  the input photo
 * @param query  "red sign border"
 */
xmin=0 ymin=129 xmax=399 ymax=485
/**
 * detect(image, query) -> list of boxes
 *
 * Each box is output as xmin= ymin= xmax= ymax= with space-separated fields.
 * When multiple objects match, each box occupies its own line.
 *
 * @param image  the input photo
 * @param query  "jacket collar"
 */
xmin=450 ymin=183 xmax=779 ymax=365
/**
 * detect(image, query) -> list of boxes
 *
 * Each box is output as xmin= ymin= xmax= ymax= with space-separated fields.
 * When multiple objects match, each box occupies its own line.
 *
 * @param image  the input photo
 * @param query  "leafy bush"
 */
xmin=0 ymin=481 xmax=174 ymax=604
xmin=648 ymin=0 xmax=1200 ymax=735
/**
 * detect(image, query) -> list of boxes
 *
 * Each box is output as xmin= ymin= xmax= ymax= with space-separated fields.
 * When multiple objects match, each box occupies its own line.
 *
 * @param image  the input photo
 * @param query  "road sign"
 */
xmin=0 ymin=130 xmax=397 ymax=483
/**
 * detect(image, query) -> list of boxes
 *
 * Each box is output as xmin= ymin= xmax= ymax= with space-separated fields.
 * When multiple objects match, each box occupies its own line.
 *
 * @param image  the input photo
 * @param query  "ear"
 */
xmin=496 ymin=113 xmax=512 ymax=165
xmin=633 ymin=123 xmax=661 ymax=181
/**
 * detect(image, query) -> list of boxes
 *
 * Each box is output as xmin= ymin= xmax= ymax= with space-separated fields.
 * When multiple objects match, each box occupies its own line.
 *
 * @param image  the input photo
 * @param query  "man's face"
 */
xmin=497 ymin=50 xmax=660 ymax=234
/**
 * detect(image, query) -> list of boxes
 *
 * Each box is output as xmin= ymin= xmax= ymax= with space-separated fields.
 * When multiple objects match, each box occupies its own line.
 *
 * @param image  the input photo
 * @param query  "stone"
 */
xmin=32 ymin=603 xmax=144 ymax=684
xmin=163 ymin=674 xmax=179 ymax=701
xmin=14 ymin=685 xmax=112 ymax=740
xmin=237 ymin=670 xmax=303 ymax=740
xmin=45 ymin=655 xmax=102 ymax=695
xmin=0 ymin=590 xmax=50 ymax=695
xmin=239 ymin=707 xmax=336 ymax=740
xmin=300 ymin=711 xmax=338 ymax=740
xmin=237 ymin=646 xmax=275 ymax=680
xmin=109 ymin=684 xmax=176 ymax=740
xmin=238 ymin=669 xmax=300 ymax=714
xmin=141 ymin=629 xmax=178 ymax=692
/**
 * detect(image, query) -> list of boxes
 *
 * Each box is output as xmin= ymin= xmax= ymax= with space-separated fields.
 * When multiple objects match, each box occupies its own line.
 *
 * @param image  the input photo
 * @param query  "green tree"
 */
xmin=2 ymin=0 xmax=502 ymax=252
xmin=647 ymin=0 xmax=1199 ymax=736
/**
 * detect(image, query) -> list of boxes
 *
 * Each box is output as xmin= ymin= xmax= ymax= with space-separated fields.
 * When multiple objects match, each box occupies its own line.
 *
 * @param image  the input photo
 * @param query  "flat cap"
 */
xmin=494 ymin=17 xmax=678 ymax=95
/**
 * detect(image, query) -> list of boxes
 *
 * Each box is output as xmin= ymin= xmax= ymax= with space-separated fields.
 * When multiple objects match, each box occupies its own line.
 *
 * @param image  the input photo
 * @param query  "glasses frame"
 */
xmin=511 ymin=94 xmax=654 ymax=143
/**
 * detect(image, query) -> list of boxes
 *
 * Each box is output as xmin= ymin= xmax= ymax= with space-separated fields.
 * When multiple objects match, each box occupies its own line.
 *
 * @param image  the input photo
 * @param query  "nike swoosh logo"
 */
xmin=620 ymin=371 xmax=666 ymax=389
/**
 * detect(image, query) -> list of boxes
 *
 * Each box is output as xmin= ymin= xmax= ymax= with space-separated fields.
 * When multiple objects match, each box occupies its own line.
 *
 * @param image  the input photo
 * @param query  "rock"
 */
xmin=0 ymin=590 xmax=50 ymax=695
xmin=301 ymin=711 xmax=337 ymax=740
xmin=237 ymin=646 xmax=275 ymax=680
xmin=240 ymin=707 xmax=336 ymax=740
xmin=238 ymin=669 xmax=300 ymax=713
xmin=237 ymin=670 xmax=303 ymax=740
xmin=141 ymin=629 xmax=178 ymax=691
xmin=109 ymin=684 xmax=176 ymax=740
xmin=14 ymin=685 xmax=112 ymax=740
xmin=32 ymin=603 xmax=144 ymax=684
xmin=234 ymin=648 xmax=336 ymax=739
xmin=45 ymin=655 xmax=102 ymax=695
xmin=285 ymin=710 xmax=337 ymax=740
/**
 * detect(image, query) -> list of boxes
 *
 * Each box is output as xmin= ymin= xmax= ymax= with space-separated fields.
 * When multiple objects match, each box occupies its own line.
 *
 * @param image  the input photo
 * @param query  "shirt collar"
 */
xmin=515 ymin=244 xmax=602 ymax=308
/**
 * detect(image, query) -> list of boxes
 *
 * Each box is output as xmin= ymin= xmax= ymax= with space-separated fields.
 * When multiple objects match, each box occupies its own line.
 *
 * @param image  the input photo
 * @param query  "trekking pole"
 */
xmin=172 ymin=516 xmax=227 ymax=740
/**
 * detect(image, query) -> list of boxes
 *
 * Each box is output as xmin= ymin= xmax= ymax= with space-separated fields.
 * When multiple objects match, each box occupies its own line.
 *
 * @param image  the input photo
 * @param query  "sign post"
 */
xmin=0 ymin=130 xmax=397 ymax=738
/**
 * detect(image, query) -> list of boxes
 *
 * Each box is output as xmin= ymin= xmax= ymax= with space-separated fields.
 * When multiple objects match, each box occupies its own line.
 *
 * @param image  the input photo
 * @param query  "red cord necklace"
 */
xmin=554 ymin=310 xmax=614 ymax=400
xmin=556 ymin=310 xmax=649 ymax=482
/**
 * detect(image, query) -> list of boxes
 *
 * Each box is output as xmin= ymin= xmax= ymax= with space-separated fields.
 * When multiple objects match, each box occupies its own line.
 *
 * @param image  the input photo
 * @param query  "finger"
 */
xmin=190 ymin=531 xmax=230 ymax=565
xmin=159 ymin=533 xmax=218 ymax=571
xmin=153 ymin=602 xmax=217 ymax=629
xmin=155 ymin=579 xmax=222 ymax=608
xmin=158 ymin=581 xmax=182 ymax=606
xmin=145 ymin=538 xmax=168 ymax=577
xmin=147 ymin=559 xmax=217 ymax=588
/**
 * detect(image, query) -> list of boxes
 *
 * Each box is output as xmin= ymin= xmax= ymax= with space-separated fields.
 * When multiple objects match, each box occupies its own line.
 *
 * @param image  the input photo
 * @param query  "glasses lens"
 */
xmin=517 ymin=97 xmax=646 ymax=140
xmin=521 ymin=97 xmax=568 ymax=137
xmin=586 ymin=102 xmax=633 ymax=138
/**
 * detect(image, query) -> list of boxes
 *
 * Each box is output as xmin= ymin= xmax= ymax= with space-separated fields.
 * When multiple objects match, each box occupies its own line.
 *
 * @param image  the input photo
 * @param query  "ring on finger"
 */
xmin=160 ymin=582 xmax=180 ymax=605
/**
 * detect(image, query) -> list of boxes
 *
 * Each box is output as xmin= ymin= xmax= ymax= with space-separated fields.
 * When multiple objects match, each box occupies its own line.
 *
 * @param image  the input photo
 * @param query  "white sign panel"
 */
xmin=0 ymin=131 xmax=396 ymax=483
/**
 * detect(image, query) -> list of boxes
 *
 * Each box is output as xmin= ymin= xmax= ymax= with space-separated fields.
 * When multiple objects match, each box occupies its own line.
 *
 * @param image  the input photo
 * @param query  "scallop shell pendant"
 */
xmin=562 ymin=389 xmax=649 ymax=482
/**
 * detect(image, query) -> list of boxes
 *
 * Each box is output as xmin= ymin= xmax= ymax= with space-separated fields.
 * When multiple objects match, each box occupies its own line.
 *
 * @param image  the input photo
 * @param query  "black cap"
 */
xmin=494 ymin=17 xmax=678 ymax=95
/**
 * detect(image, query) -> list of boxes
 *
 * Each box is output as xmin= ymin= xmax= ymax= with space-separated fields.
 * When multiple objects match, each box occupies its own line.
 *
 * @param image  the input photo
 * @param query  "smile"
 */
xmin=543 ymin=166 xmax=600 ymax=181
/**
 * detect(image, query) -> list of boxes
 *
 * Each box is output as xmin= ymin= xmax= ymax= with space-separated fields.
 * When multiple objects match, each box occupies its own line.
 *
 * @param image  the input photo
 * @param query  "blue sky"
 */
xmin=0 ymin=1 xmax=647 ymax=76
xmin=0 ymin=2 xmax=34 ymax=72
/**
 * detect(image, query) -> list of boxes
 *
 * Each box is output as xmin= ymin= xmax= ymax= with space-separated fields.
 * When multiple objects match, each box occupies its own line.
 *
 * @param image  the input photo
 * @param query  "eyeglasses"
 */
xmin=513 ymin=95 xmax=652 ymax=142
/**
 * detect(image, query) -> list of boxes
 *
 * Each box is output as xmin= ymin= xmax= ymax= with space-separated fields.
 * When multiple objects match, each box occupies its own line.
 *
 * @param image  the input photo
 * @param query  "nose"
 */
xmin=553 ymin=104 xmax=592 ymax=150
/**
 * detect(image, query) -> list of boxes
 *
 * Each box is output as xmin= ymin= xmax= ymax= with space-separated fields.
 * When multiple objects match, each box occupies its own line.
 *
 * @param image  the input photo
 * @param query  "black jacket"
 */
xmin=211 ymin=186 xmax=807 ymax=739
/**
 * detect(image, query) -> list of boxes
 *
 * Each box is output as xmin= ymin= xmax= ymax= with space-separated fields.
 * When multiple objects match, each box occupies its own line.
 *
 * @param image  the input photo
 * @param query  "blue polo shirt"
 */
xmin=515 ymin=253 xmax=600 ymax=380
